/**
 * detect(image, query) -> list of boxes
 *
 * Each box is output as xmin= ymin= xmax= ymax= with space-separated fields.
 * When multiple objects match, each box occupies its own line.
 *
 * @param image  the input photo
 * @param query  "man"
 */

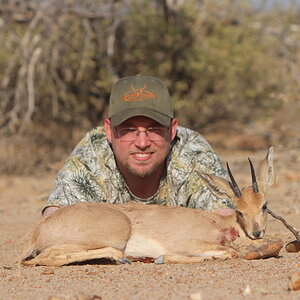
xmin=43 ymin=75 xmax=234 ymax=216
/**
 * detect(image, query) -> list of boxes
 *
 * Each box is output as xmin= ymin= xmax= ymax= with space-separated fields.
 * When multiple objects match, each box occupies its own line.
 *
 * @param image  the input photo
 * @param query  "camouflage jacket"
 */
xmin=45 ymin=126 xmax=234 ymax=211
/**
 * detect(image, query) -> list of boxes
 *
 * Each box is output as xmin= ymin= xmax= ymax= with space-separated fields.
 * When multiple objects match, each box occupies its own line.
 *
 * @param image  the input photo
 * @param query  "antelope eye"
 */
xmin=262 ymin=203 xmax=268 ymax=212
xmin=236 ymin=210 xmax=244 ymax=218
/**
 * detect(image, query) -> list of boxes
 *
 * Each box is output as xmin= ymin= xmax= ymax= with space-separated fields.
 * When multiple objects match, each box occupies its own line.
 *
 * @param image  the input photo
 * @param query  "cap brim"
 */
xmin=110 ymin=108 xmax=171 ymax=127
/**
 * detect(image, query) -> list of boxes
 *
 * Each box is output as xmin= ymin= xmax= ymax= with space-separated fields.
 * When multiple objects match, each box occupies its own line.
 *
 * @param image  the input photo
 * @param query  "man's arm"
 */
xmin=44 ymin=127 xmax=110 ymax=212
xmin=171 ymin=126 xmax=235 ymax=211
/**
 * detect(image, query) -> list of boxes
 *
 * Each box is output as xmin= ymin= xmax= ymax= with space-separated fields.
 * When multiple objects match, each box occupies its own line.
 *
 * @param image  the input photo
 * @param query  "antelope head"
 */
xmin=200 ymin=147 xmax=275 ymax=240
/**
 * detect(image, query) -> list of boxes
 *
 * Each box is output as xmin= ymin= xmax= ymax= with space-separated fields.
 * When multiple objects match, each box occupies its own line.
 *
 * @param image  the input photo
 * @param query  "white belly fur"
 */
xmin=124 ymin=234 xmax=167 ymax=258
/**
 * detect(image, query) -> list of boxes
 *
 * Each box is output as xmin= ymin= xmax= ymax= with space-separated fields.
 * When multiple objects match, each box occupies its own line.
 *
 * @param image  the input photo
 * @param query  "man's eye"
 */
xmin=119 ymin=128 xmax=136 ymax=134
xmin=148 ymin=127 xmax=166 ymax=135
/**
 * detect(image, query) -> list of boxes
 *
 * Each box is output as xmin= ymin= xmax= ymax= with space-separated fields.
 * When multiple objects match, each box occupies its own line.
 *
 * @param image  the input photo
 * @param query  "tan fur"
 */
xmin=20 ymin=147 xmax=275 ymax=266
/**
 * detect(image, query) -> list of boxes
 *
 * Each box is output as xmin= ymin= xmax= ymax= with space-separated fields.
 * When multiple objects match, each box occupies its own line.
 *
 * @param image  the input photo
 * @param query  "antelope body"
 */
xmin=21 ymin=147 xmax=276 ymax=266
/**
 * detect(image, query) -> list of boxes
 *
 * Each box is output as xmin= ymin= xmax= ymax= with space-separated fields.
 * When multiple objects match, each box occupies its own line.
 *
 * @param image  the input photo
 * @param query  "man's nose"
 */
xmin=134 ymin=131 xmax=151 ymax=149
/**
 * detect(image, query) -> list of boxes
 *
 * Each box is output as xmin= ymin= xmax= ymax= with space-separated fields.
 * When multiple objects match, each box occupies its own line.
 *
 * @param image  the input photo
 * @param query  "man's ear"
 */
xmin=170 ymin=118 xmax=178 ymax=141
xmin=104 ymin=118 xmax=112 ymax=143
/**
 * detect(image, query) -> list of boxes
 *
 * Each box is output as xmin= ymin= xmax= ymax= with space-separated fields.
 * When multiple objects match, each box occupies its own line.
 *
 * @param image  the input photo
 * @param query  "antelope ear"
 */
xmin=198 ymin=171 xmax=236 ymax=202
xmin=257 ymin=146 xmax=276 ymax=193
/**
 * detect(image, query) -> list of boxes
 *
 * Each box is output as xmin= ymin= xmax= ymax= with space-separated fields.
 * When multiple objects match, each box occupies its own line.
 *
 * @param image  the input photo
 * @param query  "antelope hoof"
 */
xmin=117 ymin=257 xmax=132 ymax=264
xmin=154 ymin=256 xmax=164 ymax=264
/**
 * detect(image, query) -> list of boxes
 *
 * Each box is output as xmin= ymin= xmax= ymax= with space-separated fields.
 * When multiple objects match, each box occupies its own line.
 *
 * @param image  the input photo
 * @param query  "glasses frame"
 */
xmin=113 ymin=126 xmax=170 ymax=142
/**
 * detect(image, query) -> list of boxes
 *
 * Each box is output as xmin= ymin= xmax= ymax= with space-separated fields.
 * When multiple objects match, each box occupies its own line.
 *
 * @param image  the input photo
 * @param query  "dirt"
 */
xmin=0 ymin=147 xmax=299 ymax=300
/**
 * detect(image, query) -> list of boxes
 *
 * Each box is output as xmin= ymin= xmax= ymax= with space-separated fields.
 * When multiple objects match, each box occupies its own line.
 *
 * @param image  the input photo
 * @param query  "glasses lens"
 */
xmin=147 ymin=128 xmax=168 ymax=141
xmin=116 ymin=127 xmax=169 ymax=142
xmin=117 ymin=128 xmax=137 ymax=141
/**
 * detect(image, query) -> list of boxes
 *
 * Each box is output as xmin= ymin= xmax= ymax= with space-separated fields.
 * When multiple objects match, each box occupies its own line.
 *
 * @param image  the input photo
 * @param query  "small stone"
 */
xmin=42 ymin=267 xmax=55 ymax=275
xmin=242 ymin=285 xmax=252 ymax=296
xmin=289 ymin=272 xmax=300 ymax=291
xmin=285 ymin=240 xmax=300 ymax=252
xmin=75 ymin=292 xmax=91 ymax=300
xmin=190 ymin=291 xmax=202 ymax=300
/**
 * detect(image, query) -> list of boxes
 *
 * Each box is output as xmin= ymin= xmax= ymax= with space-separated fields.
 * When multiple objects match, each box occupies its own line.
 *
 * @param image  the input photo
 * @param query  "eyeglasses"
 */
xmin=114 ymin=126 xmax=170 ymax=142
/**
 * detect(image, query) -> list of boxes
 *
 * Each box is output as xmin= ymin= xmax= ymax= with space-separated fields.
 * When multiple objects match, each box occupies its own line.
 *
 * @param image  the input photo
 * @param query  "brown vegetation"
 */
xmin=0 ymin=0 xmax=299 ymax=174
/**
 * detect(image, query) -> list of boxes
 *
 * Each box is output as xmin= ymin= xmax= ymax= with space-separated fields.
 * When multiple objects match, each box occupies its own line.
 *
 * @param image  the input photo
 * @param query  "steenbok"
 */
xmin=21 ymin=147 xmax=283 ymax=266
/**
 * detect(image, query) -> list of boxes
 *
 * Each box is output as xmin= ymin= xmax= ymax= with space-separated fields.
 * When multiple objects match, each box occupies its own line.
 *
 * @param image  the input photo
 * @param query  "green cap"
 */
xmin=108 ymin=75 xmax=173 ymax=126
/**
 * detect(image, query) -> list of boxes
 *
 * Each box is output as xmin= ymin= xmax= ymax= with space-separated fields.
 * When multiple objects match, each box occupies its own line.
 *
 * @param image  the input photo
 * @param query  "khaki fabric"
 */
xmin=46 ymin=126 xmax=234 ymax=211
xmin=109 ymin=75 xmax=173 ymax=126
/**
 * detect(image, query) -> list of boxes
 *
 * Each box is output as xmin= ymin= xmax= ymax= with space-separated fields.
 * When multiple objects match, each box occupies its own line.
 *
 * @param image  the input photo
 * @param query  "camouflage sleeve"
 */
xmin=171 ymin=127 xmax=235 ymax=211
xmin=45 ymin=129 xmax=108 ymax=208
xmin=188 ymin=137 xmax=235 ymax=210
xmin=174 ymin=156 xmax=235 ymax=211
xmin=182 ymin=171 xmax=235 ymax=211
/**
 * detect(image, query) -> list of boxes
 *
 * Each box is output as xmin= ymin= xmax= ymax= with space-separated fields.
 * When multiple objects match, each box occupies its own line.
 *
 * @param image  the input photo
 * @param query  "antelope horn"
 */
xmin=226 ymin=162 xmax=242 ymax=198
xmin=248 ymin=157 xmax=259 ymax=193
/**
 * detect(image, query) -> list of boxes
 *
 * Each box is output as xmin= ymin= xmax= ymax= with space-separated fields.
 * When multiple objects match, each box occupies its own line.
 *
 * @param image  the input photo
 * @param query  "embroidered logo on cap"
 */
xmin=122 ymin=84 xmax=157 ymax=102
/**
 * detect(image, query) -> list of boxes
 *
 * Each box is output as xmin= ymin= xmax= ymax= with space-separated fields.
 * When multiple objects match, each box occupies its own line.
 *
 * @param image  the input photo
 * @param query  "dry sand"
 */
xmin=0 ymin=148 xmax=299 ymax=300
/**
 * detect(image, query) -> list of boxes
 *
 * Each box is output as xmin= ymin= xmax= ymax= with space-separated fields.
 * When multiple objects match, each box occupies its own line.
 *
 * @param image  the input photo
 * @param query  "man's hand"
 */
xmin=42 ymin=206 xmax=60 ymax=217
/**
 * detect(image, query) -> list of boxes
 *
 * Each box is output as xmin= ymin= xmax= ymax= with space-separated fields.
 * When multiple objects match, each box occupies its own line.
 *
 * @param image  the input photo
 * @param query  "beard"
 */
xmin=125 ymin=160 xmax=164 ymax=179
xmin=114 ymin=144 xmax=171 ymax=181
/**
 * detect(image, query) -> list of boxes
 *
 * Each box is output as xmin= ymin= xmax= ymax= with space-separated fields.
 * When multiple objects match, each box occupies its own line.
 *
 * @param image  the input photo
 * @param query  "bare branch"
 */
xmin=267 ymin=208 xmax=300 ymax=241
xmin=22 ymin=47 xmax=42 ymax=131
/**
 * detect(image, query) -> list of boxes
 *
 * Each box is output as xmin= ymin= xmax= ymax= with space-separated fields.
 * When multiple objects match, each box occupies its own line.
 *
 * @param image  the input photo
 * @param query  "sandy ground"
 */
xmin=0 ymin=148 xmax=299 ymax=300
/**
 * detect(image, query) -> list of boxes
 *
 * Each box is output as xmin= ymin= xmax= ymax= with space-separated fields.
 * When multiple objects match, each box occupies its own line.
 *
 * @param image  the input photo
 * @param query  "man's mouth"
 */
xmin=131 ymin=152 xmax=154 ymax=161
xmin=136 ymin=153 xmax=151 ymax=157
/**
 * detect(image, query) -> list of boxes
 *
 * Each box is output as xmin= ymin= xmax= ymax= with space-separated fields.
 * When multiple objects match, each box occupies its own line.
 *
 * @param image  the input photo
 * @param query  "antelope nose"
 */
xmin=253 ymin=231 xmax=262 ymax=239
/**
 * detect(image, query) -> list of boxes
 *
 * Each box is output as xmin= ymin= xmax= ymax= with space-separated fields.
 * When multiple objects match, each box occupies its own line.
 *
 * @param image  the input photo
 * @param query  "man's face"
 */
xmin=105 ymin=116 xmax=178 ymax=179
